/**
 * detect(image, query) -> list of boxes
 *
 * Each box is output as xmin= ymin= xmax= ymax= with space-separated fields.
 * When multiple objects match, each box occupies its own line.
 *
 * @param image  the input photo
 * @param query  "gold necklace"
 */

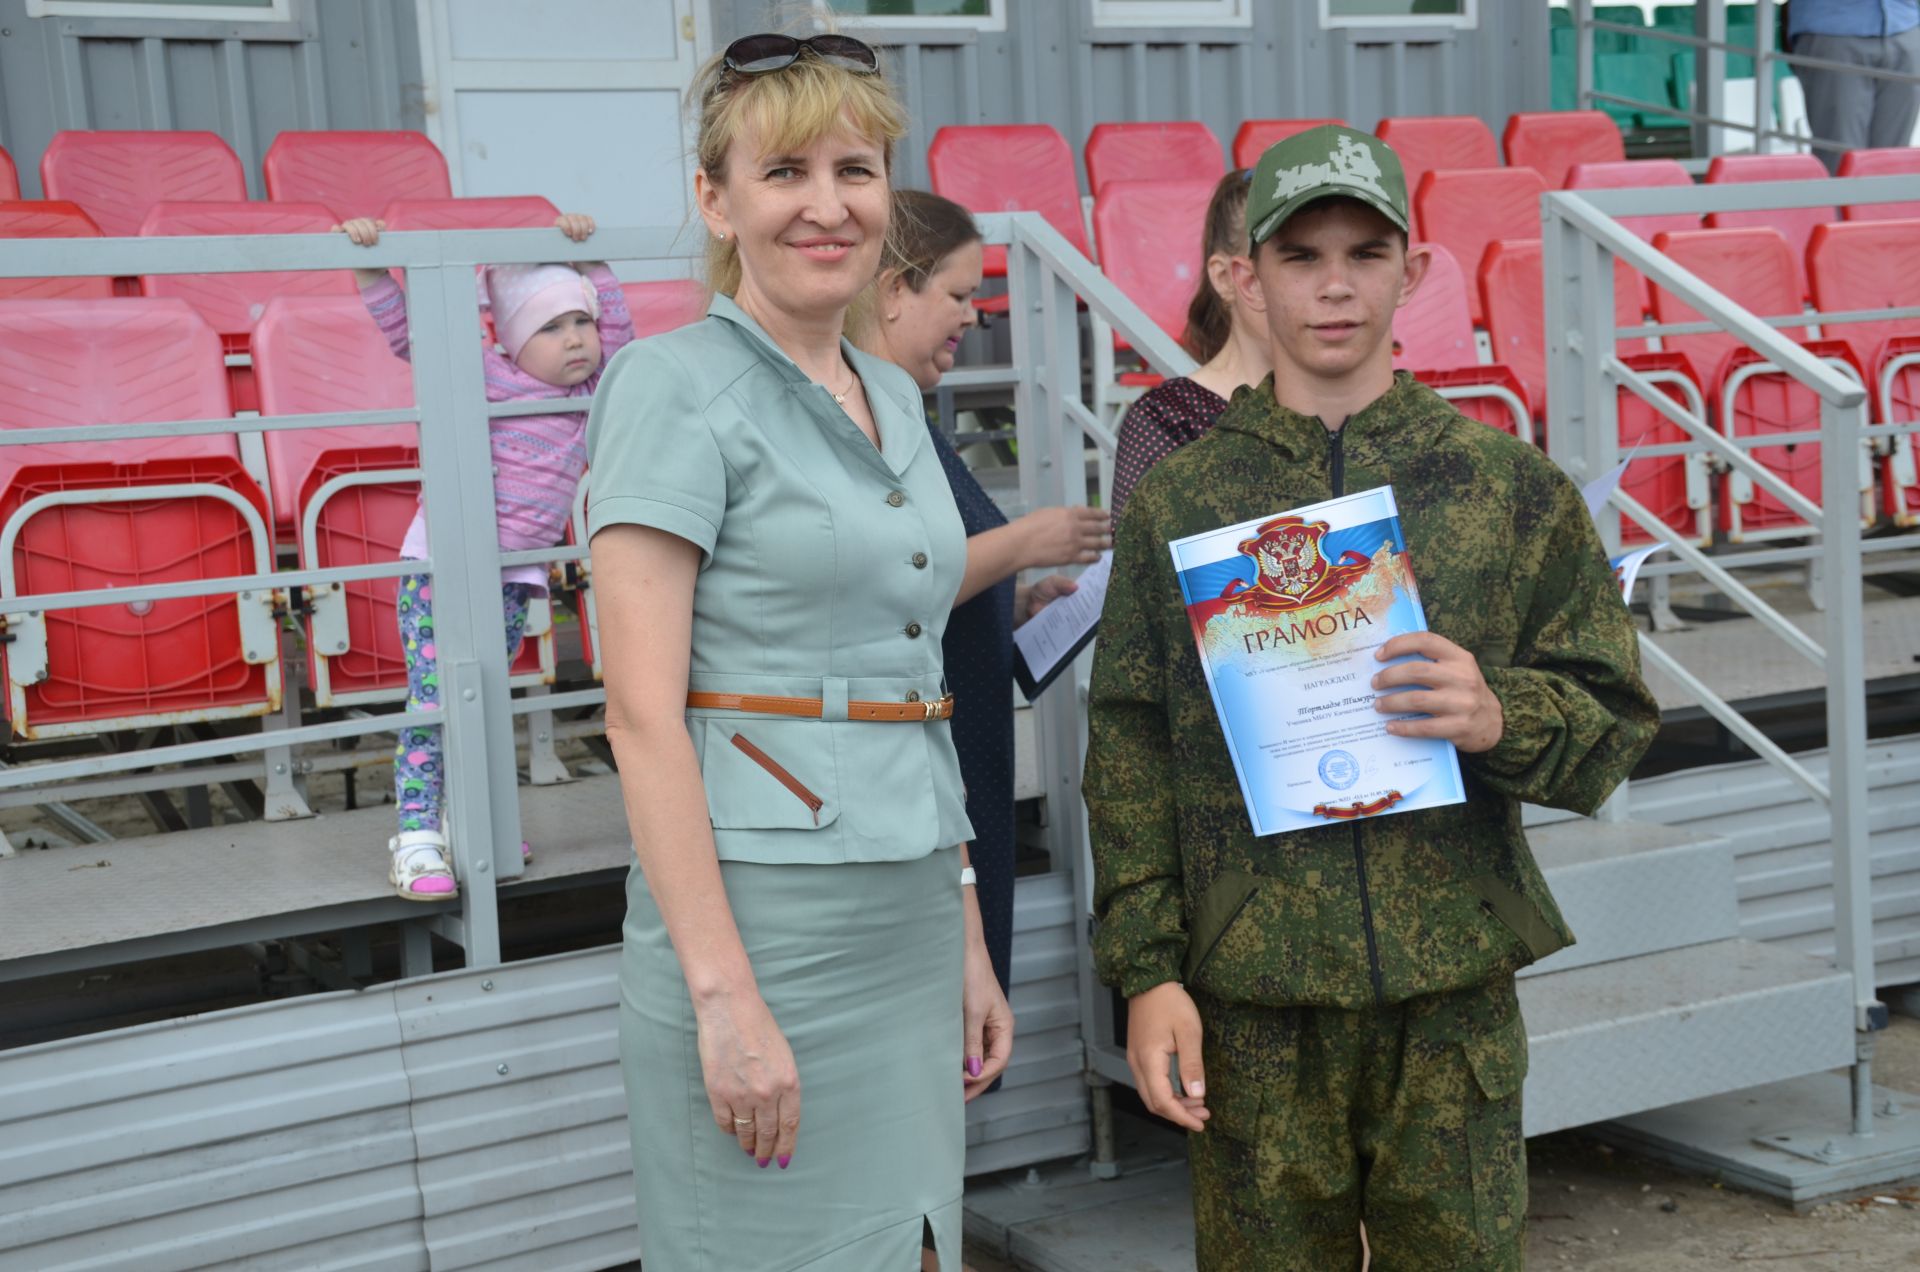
xmin=830 ymin=368 xmax=857 ymax=406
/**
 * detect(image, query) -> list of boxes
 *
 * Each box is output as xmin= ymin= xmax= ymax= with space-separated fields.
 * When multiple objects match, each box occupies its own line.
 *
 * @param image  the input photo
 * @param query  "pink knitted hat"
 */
xmin=486 ymin=263 xmax=600 ymax=363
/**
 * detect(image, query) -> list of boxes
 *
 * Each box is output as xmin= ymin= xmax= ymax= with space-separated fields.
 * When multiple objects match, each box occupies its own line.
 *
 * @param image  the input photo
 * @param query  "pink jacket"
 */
xmin=360 ymin=265 xmax=634 ymax=591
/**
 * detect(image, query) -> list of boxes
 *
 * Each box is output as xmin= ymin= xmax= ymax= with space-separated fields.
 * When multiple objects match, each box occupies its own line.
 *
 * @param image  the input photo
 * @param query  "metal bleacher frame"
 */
xmin=3 ymin=155 xmax=1920 ymax=1257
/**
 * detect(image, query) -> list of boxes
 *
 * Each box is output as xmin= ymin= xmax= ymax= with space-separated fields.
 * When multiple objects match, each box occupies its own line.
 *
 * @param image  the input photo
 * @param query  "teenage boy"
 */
xmin=1083 ymin=125 xmax=1659 ymax=1271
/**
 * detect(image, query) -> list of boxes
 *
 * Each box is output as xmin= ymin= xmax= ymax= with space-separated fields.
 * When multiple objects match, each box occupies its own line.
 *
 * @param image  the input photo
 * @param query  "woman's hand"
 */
xmin=332 ymin=217 xmax=391 ymax=288
xmin=1016 ymin=505 xmax=1112 ymax=569
xmin=696 ymin=989 xmax=802 ymax=1169
xmin=1024 ymin=573 xmax=1079 ymax=621
xmin=962 ymin=933 xmax=1014 ymax=1102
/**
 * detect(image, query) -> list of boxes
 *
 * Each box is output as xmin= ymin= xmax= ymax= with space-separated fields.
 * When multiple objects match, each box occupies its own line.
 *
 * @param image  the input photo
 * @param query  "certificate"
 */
xmin=1168 ymin=485 xmax=1465 ymax=836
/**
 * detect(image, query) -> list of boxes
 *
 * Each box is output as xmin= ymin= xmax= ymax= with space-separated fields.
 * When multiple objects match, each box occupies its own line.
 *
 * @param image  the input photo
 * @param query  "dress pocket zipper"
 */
xmin=730 ymin=733 xmax=824 ymax=825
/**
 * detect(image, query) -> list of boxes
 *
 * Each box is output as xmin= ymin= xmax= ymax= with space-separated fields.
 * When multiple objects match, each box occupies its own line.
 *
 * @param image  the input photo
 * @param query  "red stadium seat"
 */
xmin=1393 ymin=243 xmax=1480 ymax=371
xmin=1478 ymin=239 xmax=1706 ymax=544
xmin=1566 ymin=159 xmax=1700 ymax=311
xmin=1413 ymin=167 xmax=1547 ymax=324
xmin=263 ymin=130 xmax=452 ymax=223
xmin=0 ymin=201 xmax=114 ymax=300
xmin=1232 ymin=119 xmax=1349 ymax=168
xmin=1084 ymin=122 xmax=1225 ymax=195
xmin=39 ymin=130 xmax=246 ymax=238
xmin=927 ymin=125 xmax=1091 ymax=313
xmin=1390 ymin=243 xmax=1531 ymax=440
xmin=251 ymin=296 xmax=417 ymax=539
xmin=1704 ymin=153 xmax=1835 ymax=301
xmin=1653 ymin=227 xmax=1868 ymax=541
xmin=250 ymin=295 xmax=548 ymax=702
xmin=1807 ymin=219 xmax=1920 ymax=524
xmin=0 ymin=146 xmax=17 ymax=201
xmin=378 ymin=195 xmax=560 ymax=231
xmin=1375 ymin=116 xmax=1500 ymax=235
xmin=1090 ymin=177 xmax=1215 ymax=343
xmin=137 ymin=201 xmax=357 ymax=412
xmin=1566 ymin=160 xmax=1699 ymax=240
xmin=621 ymin=280 xmax=708 ymax=339
xmin=0 ymin=298 xmax=279 ymax=738
xmin=1503 ymin=111 xmax=1624 ymax=189
xmin=1837 ymin=149 xmax=1920 ymax=221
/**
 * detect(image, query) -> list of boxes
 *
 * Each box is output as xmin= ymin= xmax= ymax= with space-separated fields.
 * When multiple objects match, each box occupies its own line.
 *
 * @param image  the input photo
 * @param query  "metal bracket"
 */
xmin=235 ymin=588 xmax=280 ymax=665
xmin=307 ymin=581 xmax=351 ymax=656
xmin=6 ymin=609 xmax=46 ymax=688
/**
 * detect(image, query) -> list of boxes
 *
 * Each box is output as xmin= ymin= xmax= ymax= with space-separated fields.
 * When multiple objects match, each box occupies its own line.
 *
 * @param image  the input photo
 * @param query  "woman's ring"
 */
xmin=733 ymin=1116 xmax=755 ymax=1126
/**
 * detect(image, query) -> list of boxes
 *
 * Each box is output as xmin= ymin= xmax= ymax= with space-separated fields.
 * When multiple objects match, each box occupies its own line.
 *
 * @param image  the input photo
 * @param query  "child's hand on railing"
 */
xmin=332 ymin=218 xmax=391 ymax=288
xmin=555 ymin=212 xmax=596 ymax=243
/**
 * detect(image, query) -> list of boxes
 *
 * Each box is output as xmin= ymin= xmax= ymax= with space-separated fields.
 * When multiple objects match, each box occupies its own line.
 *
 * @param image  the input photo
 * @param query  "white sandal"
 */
xmin=389 ymin=829 xmax=458 ymax=901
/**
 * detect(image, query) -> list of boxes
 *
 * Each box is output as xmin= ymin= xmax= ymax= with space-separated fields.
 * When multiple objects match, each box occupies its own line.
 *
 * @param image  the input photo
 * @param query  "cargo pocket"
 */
xmin=695 ymin=718 xmax=840 ymax=830
xmin=1461 ymin=1006 xmax=1529 ymax=1249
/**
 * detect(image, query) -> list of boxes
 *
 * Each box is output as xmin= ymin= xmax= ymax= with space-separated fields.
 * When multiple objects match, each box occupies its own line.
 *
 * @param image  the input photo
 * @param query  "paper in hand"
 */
xmin=1012 ymin=550 xmax=1112 ymax=700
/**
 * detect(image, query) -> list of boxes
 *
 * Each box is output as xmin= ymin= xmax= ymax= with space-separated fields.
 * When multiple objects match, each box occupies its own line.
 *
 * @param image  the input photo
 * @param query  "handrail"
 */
xmin=982 ymin=210 xmax=1198 ymax=388
xmin=1544 ymin=190 xmax=1863 ymax=409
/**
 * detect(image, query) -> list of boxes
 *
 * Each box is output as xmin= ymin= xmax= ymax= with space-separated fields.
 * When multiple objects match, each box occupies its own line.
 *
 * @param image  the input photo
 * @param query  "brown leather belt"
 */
xmin=686 ymin=691 xmax=955 ymax=722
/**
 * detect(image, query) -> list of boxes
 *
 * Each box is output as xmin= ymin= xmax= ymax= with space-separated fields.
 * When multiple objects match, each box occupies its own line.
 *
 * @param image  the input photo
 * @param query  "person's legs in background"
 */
xmin=1866 ymin=26 xmax=1920 ymax=151
xmin=1794 ymin=33 xmax=1877 ymax=172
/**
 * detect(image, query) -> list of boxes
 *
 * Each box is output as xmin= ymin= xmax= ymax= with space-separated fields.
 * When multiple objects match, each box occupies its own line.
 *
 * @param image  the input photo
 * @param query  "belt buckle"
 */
xmin=923 ymin=698 xmax=939 ymax=721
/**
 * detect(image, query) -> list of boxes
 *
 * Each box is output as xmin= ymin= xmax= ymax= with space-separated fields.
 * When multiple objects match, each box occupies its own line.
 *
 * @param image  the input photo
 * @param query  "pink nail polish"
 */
xmin=757 ymin=1157 xmax=770 ymax=1169
xmin=967 ymin=1056 xmax=983 ymax=1078
xmin=778 ymin=1154 xmax=792 ymax=1169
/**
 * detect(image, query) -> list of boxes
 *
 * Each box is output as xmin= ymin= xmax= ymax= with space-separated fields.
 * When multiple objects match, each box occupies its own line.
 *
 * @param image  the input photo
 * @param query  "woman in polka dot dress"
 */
xmin=1109 ymin=168 xmax=1272 ymax=521
xmin=859 ymin=190 xmax=1109 ymax=1034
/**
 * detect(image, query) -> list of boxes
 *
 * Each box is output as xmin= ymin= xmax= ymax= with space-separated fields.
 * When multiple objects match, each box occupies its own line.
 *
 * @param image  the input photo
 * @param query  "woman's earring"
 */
xmin=886 ymin=312 xmax=899 ymax=322
xmin=714 ymin=230 xmax=727 ymax=241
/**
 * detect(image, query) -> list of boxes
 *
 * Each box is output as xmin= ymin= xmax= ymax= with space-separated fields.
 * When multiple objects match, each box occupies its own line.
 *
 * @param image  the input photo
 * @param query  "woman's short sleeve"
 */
xmin=585 ymin=337 xmax=725 ymax=566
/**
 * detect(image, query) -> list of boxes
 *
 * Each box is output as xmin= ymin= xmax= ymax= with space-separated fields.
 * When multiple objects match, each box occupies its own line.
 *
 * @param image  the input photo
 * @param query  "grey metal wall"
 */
xmin=0 ymin=0 xmax=424 ymax=200
xmin=714 ymin=0 xmax=1552 ymax=191
xmin=0 ymin=871 xmax=1084 ymax=1270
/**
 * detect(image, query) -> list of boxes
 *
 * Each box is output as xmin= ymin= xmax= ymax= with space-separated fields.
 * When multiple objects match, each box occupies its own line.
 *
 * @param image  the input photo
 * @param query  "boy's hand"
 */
xmin=1372 ymin=631 xmax=1505 ymax=753
xmin=333 ymin=218 xmax=390 ymax=288
xmin=1126 ymin=981 xmax=1210 ymax=1133
xmin=555 ymin=213 xmax=596 ymax=242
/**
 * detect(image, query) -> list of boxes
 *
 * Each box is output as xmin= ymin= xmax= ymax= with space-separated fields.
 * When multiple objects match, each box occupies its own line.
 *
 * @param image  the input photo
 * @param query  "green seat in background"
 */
xmin=1597 ymin=50 xmax=1688 ymax=131
xmin=1553 ymin=32 xmax=1577 ymax=113
xmin=1594 ymin=3 xmax=1649 ymax=54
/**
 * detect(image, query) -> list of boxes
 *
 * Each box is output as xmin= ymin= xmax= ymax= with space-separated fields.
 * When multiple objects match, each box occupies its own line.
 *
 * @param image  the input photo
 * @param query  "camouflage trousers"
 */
xmin=1188 ymin=977 xmax=1528 ymax=1272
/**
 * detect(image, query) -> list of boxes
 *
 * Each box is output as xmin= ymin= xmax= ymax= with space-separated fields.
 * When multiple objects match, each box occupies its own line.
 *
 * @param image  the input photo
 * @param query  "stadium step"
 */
xmin=1521 ymin=937 xmax=1855 ymax=1136
xmin=1525 ymin=818 xmax=1740 ymax=977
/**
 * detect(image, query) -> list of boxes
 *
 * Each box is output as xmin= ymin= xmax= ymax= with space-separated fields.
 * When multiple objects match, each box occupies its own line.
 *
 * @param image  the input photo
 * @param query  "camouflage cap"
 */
xmin=1246 ymin=124 xmax=1410 ymax=245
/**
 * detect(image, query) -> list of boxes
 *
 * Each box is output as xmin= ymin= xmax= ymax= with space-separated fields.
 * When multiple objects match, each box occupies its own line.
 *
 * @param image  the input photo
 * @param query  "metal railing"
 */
xmin=1567 ymin=0 xmax=1920 ymax=160
xmin=0 ymin=225 xmax=690 ymax=964
xmin=1545 ymin=173 xmax=1920 ymax=1134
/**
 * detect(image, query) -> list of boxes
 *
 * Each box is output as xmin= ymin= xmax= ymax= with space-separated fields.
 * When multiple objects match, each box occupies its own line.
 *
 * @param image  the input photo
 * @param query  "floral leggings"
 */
xmin=392 ymin=572 xmax=532 ymax=836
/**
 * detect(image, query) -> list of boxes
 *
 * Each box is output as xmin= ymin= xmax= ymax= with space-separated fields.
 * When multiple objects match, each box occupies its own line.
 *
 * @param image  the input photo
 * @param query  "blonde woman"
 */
xmin=586 ymin=33 xmax=1011 ymax=1272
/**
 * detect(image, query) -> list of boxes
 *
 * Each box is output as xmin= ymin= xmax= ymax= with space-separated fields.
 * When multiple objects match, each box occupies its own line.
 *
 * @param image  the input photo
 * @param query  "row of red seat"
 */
xmin=1080 ymin=163 xmax=1918 ymax=547
xmin=0 ymin=282 xmax=702 ymax=739
xmin=930 ymin=113 xmax=1920 ymax=267
xmin=0 ymin=129 xmax=452 ymax=235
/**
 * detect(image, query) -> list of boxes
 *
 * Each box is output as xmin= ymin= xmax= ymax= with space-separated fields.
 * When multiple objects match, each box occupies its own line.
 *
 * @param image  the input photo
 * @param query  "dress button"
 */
xmin=905 ymin=622 xmax=923 ymax=638
xmin=905 ymin=690 xmax=922 ymax=703
xmin=911 ymin=552 xmax=928 ymax=568
xmin=886 ymin=490 xmax=905 ymax=508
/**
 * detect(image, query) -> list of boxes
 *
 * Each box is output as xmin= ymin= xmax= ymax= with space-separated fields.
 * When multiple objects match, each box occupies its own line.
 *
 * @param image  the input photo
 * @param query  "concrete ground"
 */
xmin=963 ymin=1016 xmax=1920 ymax=1272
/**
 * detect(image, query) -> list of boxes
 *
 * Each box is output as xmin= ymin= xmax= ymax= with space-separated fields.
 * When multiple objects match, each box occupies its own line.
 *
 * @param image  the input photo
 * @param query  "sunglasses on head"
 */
xmin=722 ymin=33 xmax=880 ymax=77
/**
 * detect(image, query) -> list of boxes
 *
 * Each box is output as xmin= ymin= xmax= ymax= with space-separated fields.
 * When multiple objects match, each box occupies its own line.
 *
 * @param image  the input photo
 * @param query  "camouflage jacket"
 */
xmin=1086 ymin=373 xmax=1660 ymax=1009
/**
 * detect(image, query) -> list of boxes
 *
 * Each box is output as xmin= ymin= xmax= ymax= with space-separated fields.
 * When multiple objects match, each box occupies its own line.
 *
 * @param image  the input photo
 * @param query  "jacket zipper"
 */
xmin=730 ymin=733 xmax=823 ymax=825
xmin=1328 ymin=421 xmax=1386 ymax=1006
